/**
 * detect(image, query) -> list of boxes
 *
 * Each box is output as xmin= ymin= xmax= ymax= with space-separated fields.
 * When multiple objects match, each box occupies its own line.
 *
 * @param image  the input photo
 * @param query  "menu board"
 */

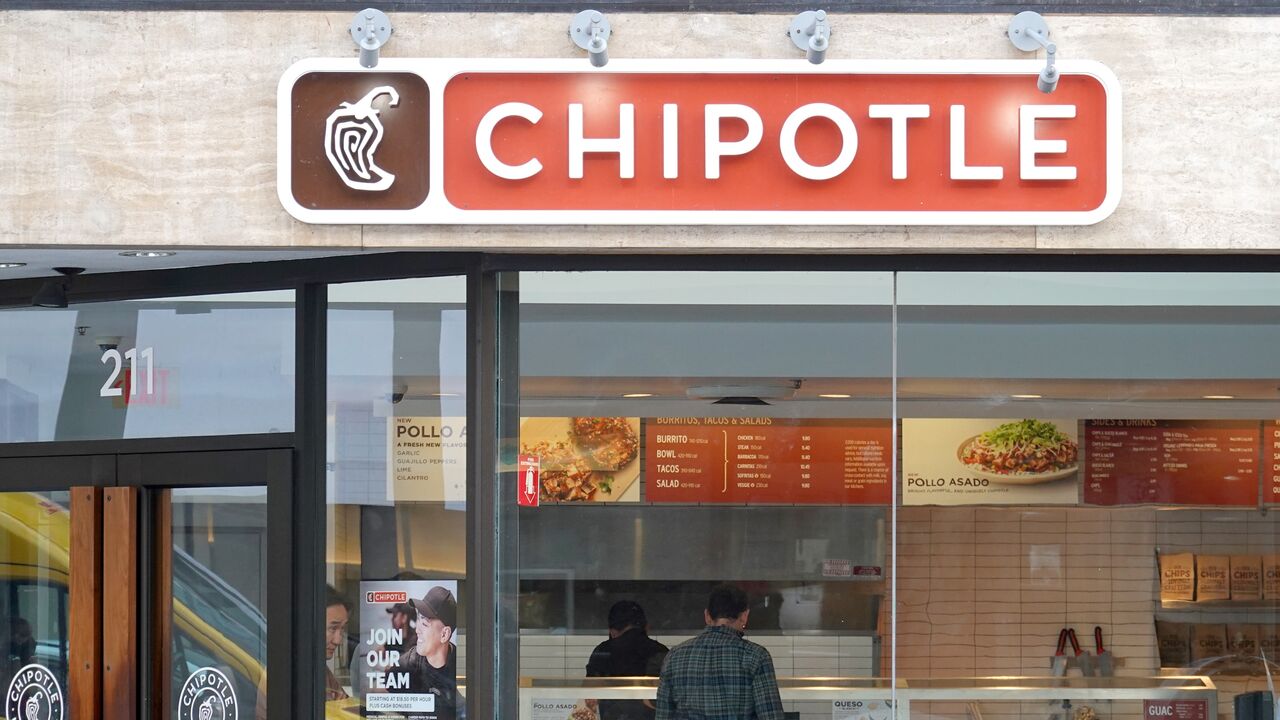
xmin=1083 ymin=420 xmax=1260 ymax=506
xmin=1267 ymin=421 xmax=1280 ymax=504
xmin=902 ymin=419 xmax=1080 ymax=506
xmin=388 ymin=416 xmax=467 ymax=503
xmin=644 ymin=418 xmax=892 ymax=504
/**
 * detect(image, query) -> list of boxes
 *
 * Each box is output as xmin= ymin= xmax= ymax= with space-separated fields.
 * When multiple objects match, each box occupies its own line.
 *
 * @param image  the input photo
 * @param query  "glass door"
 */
xmin=162 ymin=486 xmax=268 ymax=720
xmin=118 ymin=449 xmax=287 ymax=720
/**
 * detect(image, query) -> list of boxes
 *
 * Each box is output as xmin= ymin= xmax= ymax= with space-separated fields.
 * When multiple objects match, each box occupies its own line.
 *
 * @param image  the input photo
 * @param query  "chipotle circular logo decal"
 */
xmin=5 ymin=664 xmax=63 ymax=720
xmin=177 ymin=667 xmax=238 ymax=720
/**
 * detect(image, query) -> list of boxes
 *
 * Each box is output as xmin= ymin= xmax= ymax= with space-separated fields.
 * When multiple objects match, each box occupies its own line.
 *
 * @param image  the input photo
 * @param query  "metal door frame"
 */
xmin=0 ymin=435 xmax=294 ymax=720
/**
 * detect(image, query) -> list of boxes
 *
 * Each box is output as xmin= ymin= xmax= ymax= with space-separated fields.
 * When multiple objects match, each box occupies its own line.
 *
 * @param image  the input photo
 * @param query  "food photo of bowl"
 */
xmin=956 ymin=418 xmax=1079 ymax=485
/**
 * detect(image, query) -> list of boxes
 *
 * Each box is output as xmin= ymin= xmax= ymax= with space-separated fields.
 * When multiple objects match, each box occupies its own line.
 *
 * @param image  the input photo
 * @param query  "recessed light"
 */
xmin=622 ymin=393 xmax=653 ymax=398
xmin=1011 ymin=394 xmax=1043 ymax=399
xmin=432 ymin=392 xmax=461 ymax=398
xmin=818 ymin=393 xmax=851 ymax=399
xmin=119 ymin=251 xmax=176 ymax=258
xmin=0 ymin=262 xmax=26 ymax=269
xmin=1202 ymin=395 xmax=1234 ymax=400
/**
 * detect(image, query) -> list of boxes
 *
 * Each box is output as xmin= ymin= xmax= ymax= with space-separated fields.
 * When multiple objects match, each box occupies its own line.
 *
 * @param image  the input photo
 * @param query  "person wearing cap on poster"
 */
xmin=398 ymin=586 xmax=461 ymax=720
xmin=385 ymin=601 xmax=419 ymax=655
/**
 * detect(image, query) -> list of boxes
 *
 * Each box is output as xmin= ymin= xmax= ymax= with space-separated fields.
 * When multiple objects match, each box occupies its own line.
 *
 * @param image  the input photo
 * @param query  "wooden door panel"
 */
xmin=103 ymin=487 xmax=138 ymax=720
xmin=70 ymin=487 xmax=103 ymax=720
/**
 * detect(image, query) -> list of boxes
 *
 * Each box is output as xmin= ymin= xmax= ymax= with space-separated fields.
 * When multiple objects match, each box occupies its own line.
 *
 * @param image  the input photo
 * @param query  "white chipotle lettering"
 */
xmin=474 ymin=102 xmax=1078 ymax=182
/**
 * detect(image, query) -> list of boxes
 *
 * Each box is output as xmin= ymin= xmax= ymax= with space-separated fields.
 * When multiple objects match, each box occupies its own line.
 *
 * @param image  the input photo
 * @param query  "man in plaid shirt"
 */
xmin=655 ymin=585 xmax=784 ymax=720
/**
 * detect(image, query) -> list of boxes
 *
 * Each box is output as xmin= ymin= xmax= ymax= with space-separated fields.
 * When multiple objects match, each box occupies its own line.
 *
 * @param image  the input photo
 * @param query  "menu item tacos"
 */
xmin=959 ymin=419 xmax=1078 ymax=482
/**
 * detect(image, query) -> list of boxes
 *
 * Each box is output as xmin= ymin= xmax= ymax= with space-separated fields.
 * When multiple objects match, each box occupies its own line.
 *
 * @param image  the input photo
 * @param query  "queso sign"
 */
xmin=279 ymin=58 xmax=1120 ymax=225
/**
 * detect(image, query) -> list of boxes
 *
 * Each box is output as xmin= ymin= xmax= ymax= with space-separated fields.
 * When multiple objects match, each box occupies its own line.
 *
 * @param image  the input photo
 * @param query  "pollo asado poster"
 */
xmin=355 ymin=581 xmax=461 ymax=719
xmin=902 ymin=418 xmax=1080 ymax=505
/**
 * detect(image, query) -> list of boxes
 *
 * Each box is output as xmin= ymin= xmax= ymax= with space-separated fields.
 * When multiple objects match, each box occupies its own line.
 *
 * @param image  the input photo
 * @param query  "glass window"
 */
xmin=0 ymin=291 xmax=295 ymax=442
xmin=325 ymin=277 xmax=467 ymax=719
xmin=502 ymin=271 xmax=894 ymax=719
xmin=0 ymin=491 xmax=71 ymax=719
xmin=894 ymin=272 xmax=1280 ymax=720
xmin=167 ymin=487 xmax=268 ymax=720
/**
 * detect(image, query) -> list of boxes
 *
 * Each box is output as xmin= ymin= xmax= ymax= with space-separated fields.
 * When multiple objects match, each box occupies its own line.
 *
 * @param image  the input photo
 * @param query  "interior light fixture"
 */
xmin=1202 ymin=395 xmax=1235 ymax=400
xmin=0 ymin=262 xmax=26 ymax=269
xmin=31 ymin=267 xmax=84 ymax=309
xmin=688 ymin=382 xmax=800 ymax=402
xmin=622 ymin=393 xmax=654 ymax=398
xmin=570 ymin=10 xmax=611 ymax=67
xmin=119 ymin=250 xmax=176 ymax=258
xmin=1007 ymin=11 xmax=1058 ymax=93
xmin=1011 ymin=393 xmax=1043 ymax=399
xmin=350 ymin=8 xmax=393 ymax=69
xmin=818 ymin=393 xmax=851 ymax=399
xmin=432 ymin=392 xmax=461 ymax=398
xmin=789 ymin=10 xmax=831 ymax=65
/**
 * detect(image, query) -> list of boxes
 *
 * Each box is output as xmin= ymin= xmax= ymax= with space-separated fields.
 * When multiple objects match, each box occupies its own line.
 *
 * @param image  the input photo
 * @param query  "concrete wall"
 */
xmin=1 ymin=11 xmax=1277 ymax=252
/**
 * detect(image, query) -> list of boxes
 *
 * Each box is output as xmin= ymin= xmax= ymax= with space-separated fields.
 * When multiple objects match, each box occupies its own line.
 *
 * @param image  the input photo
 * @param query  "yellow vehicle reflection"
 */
xmin=0 ymin=492 xmax=435 ymax=718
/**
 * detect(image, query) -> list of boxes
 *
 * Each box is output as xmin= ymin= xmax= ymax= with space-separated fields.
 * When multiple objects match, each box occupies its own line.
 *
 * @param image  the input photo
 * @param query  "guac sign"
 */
xmin=278 ymin=59 xmax=1120 ymax=225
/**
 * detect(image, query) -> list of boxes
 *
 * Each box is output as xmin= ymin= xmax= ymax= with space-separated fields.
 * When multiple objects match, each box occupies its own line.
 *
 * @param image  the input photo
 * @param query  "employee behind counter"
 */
xmin=587 ymin=601 xmax=669 ymax=720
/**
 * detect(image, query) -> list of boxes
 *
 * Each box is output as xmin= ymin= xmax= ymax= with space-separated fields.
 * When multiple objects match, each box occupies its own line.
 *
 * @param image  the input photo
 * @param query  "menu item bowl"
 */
xmin=956 ymin=435 xmax=1079 ymax=485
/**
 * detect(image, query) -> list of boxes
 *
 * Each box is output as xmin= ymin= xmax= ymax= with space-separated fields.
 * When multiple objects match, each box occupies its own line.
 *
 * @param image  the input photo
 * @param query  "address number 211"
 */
xmin=100 ymin=346 xmax=155 ymax=398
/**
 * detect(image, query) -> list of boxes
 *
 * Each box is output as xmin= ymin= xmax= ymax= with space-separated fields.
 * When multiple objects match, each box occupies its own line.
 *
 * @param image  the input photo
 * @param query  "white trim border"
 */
xmin=277 ymin=58 xmax=1122 ymax=227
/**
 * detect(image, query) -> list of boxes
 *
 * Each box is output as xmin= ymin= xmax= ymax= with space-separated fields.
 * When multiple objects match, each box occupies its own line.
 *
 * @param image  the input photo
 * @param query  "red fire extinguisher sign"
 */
xmin=518 ymin=455 xmax=540 ymax=507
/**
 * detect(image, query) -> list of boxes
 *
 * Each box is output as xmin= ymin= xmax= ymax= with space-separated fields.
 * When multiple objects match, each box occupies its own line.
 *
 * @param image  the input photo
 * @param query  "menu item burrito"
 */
xmin=1197 ymin=555 xmax=1231 ymax=601
xmin=1160 ymin=553 xmax=1196 ymax=602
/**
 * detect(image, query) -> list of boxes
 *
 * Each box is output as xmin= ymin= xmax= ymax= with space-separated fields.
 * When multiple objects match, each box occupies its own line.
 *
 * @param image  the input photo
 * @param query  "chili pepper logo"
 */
xmin=324 ymin=85 xmax=400 ymax=192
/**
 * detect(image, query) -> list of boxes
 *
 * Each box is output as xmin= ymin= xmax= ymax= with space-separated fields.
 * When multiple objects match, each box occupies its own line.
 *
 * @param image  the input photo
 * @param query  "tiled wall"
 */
xmin=894 ymin=506 xmax=1280 ymax=720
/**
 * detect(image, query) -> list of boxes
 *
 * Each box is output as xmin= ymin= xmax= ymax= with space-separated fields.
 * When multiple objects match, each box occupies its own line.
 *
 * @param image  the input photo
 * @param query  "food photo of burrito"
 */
xmin=958 ymin=418 xmax=1079 ymax=484
xmin=520 ymin=417 xmax=642 ymax=502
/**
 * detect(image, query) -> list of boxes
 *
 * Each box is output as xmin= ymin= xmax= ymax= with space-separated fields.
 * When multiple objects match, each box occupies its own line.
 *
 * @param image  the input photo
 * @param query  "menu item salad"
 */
xmin=960 ymin=419 xmax=1078 ymax=477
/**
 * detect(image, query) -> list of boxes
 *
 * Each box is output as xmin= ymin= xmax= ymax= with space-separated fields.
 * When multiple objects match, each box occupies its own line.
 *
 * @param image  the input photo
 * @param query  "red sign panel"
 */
xmin=1143 ymin=700 xmax=1206 ymax=720
xmin=444 ymin=71 xmax=1111 ymax=216
xmin=365 ymin=591 xmax=409 ymax=604
xmin=644 ymin=418 xmax=892 ymax=504
xmin=518 ymin=454 xmax=541 ymax=507
xmin=1083 ymin=420 xmax=1260 ymax=506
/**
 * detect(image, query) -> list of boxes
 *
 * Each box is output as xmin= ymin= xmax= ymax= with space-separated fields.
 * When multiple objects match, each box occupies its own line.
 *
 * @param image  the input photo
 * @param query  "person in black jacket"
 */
xmin=586 ymin=601 xmax=669 ymax=720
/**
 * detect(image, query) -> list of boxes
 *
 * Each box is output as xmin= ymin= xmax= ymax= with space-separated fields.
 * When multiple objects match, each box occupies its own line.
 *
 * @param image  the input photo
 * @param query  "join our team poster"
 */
xmin=356 ymin=580 xmax=461 ymax=720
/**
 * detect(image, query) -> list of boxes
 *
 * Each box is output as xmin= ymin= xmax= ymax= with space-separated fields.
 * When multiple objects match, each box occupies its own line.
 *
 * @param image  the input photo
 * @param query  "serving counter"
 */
xmin=518 ymin=676 xmax=1219 ymax=720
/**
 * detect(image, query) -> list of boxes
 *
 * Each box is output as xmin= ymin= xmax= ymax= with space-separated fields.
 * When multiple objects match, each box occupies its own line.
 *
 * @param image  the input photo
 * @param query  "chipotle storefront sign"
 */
xmin=278 ymin=59 xmax=1120 ymax=225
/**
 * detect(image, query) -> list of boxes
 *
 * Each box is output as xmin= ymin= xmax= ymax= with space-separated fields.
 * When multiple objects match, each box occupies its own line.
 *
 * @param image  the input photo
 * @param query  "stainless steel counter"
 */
xmin=518 ymin=675 xmax=1218 ymax=720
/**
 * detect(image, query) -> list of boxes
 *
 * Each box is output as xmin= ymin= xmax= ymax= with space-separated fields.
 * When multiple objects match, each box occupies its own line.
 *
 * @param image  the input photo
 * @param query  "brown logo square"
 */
xmin=290 ymin=72 xmax=429 ymax=211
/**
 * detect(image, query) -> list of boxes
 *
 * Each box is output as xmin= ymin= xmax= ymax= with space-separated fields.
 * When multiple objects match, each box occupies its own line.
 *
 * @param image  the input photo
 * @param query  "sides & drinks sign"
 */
xmin=279 ymin=59 xmax=1120 ymax=225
